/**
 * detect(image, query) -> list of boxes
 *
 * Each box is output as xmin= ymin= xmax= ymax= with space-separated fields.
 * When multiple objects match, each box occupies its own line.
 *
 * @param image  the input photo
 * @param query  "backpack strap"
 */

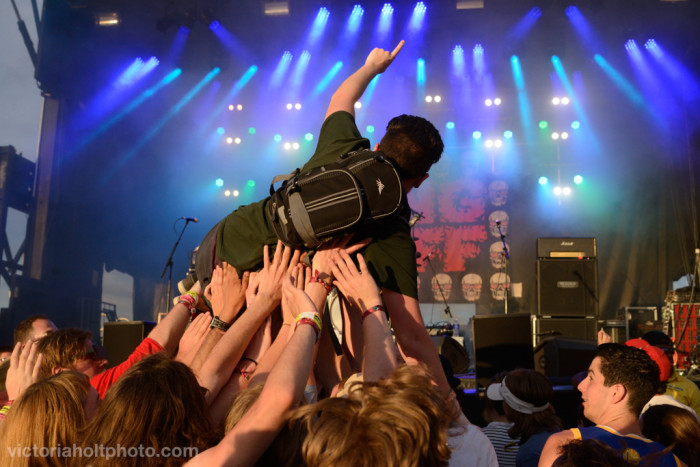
xmin=288 ymin=191 xmax=319 ymax=247
xmin=269 ymin=170 xmax=299 ymax=196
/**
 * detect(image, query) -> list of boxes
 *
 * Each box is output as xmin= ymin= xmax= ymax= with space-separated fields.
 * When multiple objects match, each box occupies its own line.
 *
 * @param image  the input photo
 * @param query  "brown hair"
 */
xmin=13 ymin=314 xmax=54 ymax=345
xmin=79 ymin=353 xmax=219 ymax=466
xmin=291 ymin=364 xmax=453 ymax=467
xmin=641 ymin=404 xmax=700 ymax=467
xmin=502 ymin=369 xmax=563 ymax=442
xmin=553 ymin=439 xmax=635 ymax=466
xmin=0 ymin=371 xmax=91 ymax=467
xmin=36 ymin=328 xmax=93 ymax=379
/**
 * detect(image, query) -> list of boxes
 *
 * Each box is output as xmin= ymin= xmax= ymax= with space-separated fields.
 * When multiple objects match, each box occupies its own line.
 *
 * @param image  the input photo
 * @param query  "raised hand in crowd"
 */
xmin=331 ymin=250 xmax=398 ymax=383
xmin=5 ymin=340 xmax=43 ymax=401
xmin=198 ymin=241 xmax=301 ymax=405
xmin=175 ymin=312 xmax=212 ymax=367
xmin=187 ymin=273 xmax=321 ymax=467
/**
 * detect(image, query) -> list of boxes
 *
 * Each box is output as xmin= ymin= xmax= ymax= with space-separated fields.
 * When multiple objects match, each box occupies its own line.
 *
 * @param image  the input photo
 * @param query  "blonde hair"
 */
xmin=224 ymin=382 xmax=263 ymax=434
xmin=292 ymin=364 xmax=453 ymax=467
xmin=0 ymin=371 xmax=90 ymax=467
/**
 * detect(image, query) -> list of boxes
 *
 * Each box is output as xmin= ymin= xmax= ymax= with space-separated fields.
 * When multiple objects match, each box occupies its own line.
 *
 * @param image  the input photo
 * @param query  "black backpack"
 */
xmin=266 ymin=149 xmax=405 ymax=249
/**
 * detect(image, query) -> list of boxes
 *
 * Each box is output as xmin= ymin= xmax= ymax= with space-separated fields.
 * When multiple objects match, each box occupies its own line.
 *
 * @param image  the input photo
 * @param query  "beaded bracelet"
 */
xmin=362 ymin=304 xmax=385 ymax=320
xmin=309 ymin=269 xmax=333 ymax=293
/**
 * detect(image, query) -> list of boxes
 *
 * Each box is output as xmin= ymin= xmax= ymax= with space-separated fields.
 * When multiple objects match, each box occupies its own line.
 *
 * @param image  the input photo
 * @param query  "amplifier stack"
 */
xmin=534 ymin=238 xmax=599 ymax=377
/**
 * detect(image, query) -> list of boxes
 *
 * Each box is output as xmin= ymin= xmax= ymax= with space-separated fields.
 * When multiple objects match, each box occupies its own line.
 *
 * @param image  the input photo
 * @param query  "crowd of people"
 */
xmin=1 ymin=40 xmax=700 ymax=466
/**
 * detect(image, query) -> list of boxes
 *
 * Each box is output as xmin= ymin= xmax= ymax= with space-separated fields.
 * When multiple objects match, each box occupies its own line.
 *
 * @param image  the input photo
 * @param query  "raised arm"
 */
xmin=325 ymin=40 xmax=404 ymax=119
xmin=198 ymin=242 xmax=298 ymax=404
xmin=331 ymin=250 xmax=398 ymax=382
xmin=186 ymin=274 xmax=320 ymax=467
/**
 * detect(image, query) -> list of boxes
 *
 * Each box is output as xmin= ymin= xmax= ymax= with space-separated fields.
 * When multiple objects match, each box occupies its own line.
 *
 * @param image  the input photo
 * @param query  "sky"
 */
xmin=0 ymin=1 xmax=43 ymax=310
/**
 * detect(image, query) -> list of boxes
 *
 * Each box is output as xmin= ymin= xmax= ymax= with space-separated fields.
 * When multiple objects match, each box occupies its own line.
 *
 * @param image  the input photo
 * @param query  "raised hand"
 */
xmin=253 ymin=241 xmax=301 ymax=309
xmin=331 ymin=251 xmax=382 ymax=313
xmin=365 ymin=40 xmax=405 ymax=74
xmin=282 ymin=270 xmax=319 ymax=322
xmin=176 ymin=312 xmax=213 ymax=367
xmin=6 ymin=341 xmax=43 ymax=400
xmin=209 ymin=262 xmax=249 ymax=322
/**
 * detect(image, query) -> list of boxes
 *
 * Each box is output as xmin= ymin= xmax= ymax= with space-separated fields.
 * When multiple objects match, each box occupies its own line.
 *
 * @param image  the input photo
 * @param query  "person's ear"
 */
xmin=610 ymin=383 xmax=627 ymax=404
xmin=373 ymin=143 xmax=380 ymax=151
xmin=51 ymin=365 xmax=65 ymax=376
xmin=413 ymin=173 xmax=429 ymax=189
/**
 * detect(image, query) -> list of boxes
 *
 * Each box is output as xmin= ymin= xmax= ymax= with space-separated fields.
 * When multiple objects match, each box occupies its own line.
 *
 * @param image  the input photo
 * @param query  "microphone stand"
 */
xmin=497 ymin=221 xmax=510 ymax=314
xmin=424 ymin=255 xmax=453 ymax=326
xmin=160 ymin=219 xmax=194 ymax=314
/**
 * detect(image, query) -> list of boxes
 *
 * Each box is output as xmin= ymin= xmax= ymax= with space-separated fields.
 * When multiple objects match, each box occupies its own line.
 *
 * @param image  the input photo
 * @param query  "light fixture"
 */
xmin=264 ymin=2 xmax=290 ymax=16
xmin=95 ymin=12 xmax=121 ymax=27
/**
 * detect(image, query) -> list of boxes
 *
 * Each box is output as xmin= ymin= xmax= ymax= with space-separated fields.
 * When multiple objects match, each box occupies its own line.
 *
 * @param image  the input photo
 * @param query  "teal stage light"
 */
xmin=274 ymin=134 xmax=282 ymax=142
xmin=472 ymin=131 xmax=482 ymax=140
xmin=539 ymin=177 xmax=548 ymax=185
xmin=305 ymin=133 xmax=314 ymax=141
xmin=446 ymin=122 xmax=455 ymax=129
xmin=215 ymin=178 xmax=224 ymax=187
xmin=504 ymin=130 xmax=513 ymax=139
xmin=366 ymin=125 xmax=375 ymax=133
xmin=571 ymin=121 xmax=580 ymax=130
xmin=573 ymin=175 xmax=583 ymax=184
xmin=539 ymin=121 xmax=548 ymax=129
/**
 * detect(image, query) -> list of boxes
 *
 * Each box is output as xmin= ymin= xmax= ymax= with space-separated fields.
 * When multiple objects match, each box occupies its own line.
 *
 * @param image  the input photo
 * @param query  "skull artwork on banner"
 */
xmin=489 ymin=272 xmax=511 ymax=300
xmin=488 ymin=180 xmax=508 ymax=206
xmin=431 ymin=273 xmax=452 ymax=302
xmin=461 ymin=273 xmax=482 ymax=301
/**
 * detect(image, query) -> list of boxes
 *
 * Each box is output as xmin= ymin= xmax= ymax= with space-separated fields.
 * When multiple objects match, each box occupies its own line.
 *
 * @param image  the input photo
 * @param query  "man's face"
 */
xmin=31 ymin=319 xmax=57 ymax=341
xmin=577 ymin=356 xmax=612 ymax=423
xmin=71 ymin=339 xmax=108 ymax=379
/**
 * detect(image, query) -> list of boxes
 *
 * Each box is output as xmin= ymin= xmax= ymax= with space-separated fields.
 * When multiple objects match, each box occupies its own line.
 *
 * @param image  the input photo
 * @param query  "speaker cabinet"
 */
xmin=532 ymin=316 xmax=597 ymax=346
xmin=472 ymin=313 xmax=533 ymax=389
xmin=102 ymin=321 xmax=155 ymax=368
xmin=534 ymin=337 xmax=597 ymax=378
xmin=431 ymin=336 xmax=470 ymax=374
xmin=537 ymin=259 xmax=598 ymax=317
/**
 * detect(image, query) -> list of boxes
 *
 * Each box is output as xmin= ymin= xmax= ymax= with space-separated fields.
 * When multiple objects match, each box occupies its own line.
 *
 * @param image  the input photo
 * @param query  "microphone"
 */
xmin=182 ymin=217 xmax=198 ymax=223
xmin=496 ymin=220 xmax=501 ymax=226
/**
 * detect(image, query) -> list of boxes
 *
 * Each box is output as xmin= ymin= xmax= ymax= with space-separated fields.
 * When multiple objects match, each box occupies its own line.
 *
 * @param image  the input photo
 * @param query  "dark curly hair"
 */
xmin=595 ymin=344 xmax=659 ymax=416
xmin=379 ymin=114 xmax=444 ymax=179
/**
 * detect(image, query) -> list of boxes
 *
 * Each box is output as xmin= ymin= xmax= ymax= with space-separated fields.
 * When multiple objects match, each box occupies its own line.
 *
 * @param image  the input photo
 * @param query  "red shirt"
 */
xmin=90 ymin=337 xmax=163 ymax=399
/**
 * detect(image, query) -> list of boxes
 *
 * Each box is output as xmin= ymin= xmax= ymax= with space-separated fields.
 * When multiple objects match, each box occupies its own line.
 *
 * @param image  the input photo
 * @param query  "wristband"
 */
xmin=210 ymin=315 xmax=231 ymax=332
xmin=310 ymin=270 xmax=333 ymax=293
xmin=177 ymin=294 xmax=197 ymax=318
xmin=362 ymin=304 xmax=385 ymax=320
xmin=295 ymin=311 xmax=322 ymax=331
xmin=295 ymin=312 xmax=322 ymax=342
xmin=0 ymin=400 xmax=13 ymax=419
